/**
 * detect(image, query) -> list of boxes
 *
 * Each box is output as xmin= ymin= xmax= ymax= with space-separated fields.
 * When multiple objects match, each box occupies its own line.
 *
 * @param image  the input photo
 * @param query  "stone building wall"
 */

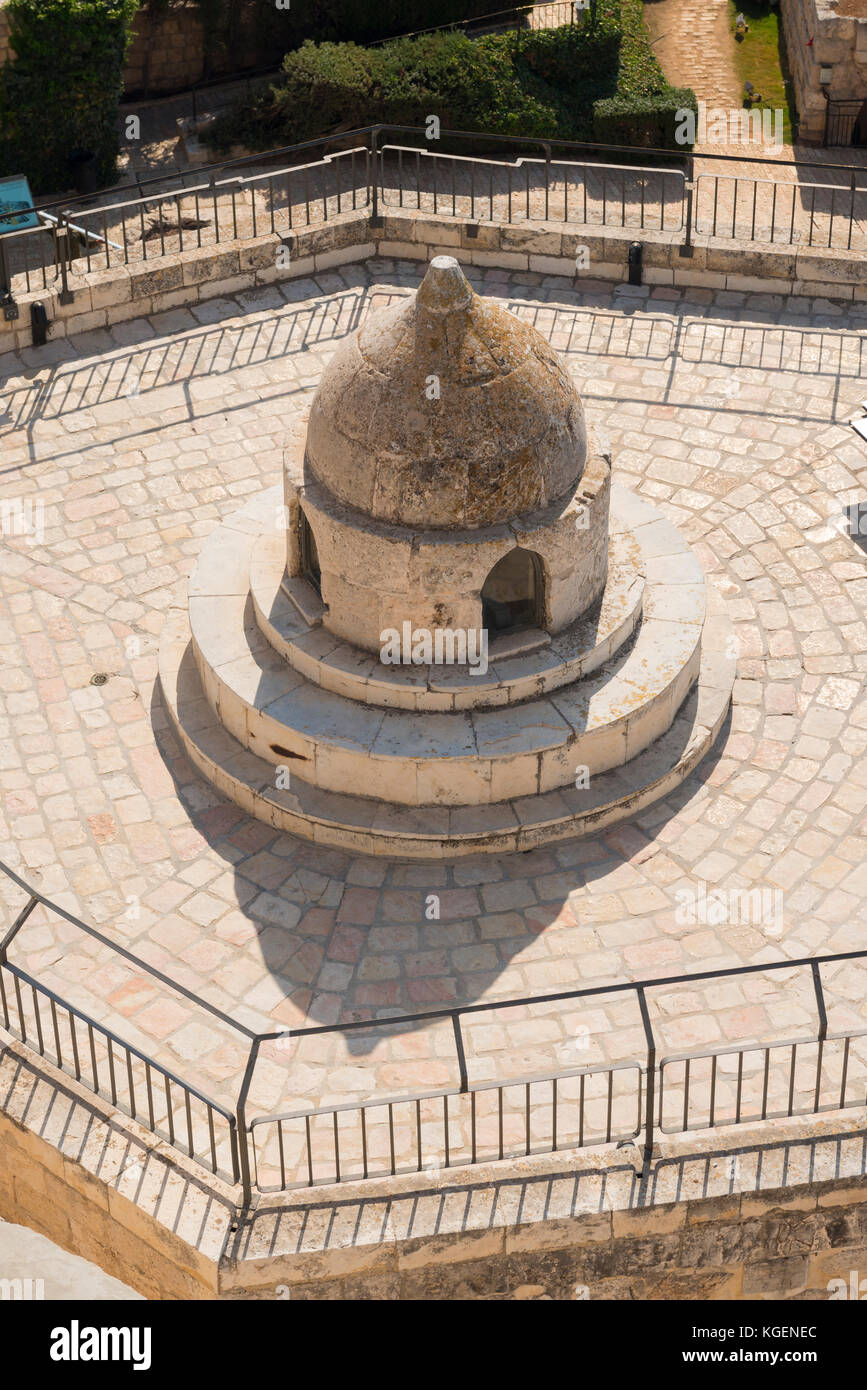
xmin=781 ymin=0 xmax=867 ymax=143
xmin=0 ymin=1 xmax=287 ymax=97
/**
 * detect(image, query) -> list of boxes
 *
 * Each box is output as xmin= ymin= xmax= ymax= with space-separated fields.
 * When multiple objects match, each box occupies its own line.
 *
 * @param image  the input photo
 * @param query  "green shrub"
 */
xmin=206 ymin=3 xmax=696 ymax=156
xmin=378 ymin=33 xmax=558 ymax=138
xmin=593 ymin=88 xmax=698 ymax=148
xmin=0 ymin=0 xmax=139 ymax=194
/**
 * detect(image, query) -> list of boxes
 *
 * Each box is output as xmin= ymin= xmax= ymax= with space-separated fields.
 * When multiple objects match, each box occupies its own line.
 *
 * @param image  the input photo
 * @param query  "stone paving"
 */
xmin=1 ymin=259 xmax=867 ymax=1184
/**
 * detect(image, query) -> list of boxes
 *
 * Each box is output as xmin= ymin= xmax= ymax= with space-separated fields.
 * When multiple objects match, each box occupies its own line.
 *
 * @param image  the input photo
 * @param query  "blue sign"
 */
xmin=0 ymin=175 xmax=38 ymax=236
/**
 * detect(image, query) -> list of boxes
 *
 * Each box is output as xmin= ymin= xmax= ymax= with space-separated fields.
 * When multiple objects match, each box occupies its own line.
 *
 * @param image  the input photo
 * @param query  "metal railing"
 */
xmin=0 ymin=860 xmax=244 ymax=1186
xmin=824 ymin=99 xmax=866 ymax=150
xmin=2 ymin=125 xmax=866 ymax=302
xmin=1 ymin=859 xmax=864 ymax=1202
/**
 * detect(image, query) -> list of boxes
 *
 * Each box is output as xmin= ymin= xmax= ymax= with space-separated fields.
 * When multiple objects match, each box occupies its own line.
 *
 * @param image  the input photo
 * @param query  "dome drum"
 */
xmin=283 ymin=429 xmax=610 ymax=658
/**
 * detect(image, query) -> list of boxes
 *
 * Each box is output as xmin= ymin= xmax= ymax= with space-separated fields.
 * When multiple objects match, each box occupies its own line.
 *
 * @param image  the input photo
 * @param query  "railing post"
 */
xmin=679 ymin=152 xmax=695 ymax=258
xmin=370 ymin=126 xmax=383 ymax=229
xmin=810 ymin=961 xmax=829 ymax=1114
xmin=636 ymin=986 xmax=656 ymax=1165
xmin=0 ymin=895 xmax=39 ymax=965
xmin=542 ymin=141 xmax=552 ymax=222
xmin=451 ymin=1013 xmax=468 ymax=1093
xmin=56 ymin=217 xmax=74 ymax=304
xmin=0 ymin=235 xmax=11 ymax=301
xmin=235 ymin=1037 xmax=262 ymax=1208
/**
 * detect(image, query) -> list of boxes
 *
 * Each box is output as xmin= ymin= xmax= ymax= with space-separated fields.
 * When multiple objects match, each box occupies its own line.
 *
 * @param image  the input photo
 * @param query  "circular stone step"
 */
xmin=175 ymin=485 xmax=711 ymax=810
xmin=158 ymin=587 xmax=735 ymax=859
xmin=249 ymin=511 xmax=645 ymax=712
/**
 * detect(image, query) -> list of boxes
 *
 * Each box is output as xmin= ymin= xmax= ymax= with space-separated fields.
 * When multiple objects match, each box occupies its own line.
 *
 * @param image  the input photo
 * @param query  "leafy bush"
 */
xmin=0 ymin=0 xmax=139 ymax=194
xmin=593 ymin=88 xmax=698 ymax=148
xmin=206 ymin=3 xmax=695 ymax=155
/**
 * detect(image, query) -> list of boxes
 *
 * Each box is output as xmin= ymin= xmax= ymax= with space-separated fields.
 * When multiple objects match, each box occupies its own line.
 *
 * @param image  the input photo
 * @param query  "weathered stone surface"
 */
xmin=304 ymin=256 xmax=588 ymax=528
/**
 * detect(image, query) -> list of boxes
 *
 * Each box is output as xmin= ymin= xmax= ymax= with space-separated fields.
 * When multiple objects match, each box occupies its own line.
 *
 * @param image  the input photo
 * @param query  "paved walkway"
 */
xmin=644 ymin=0 xmax=743 ymax=118
xmin=0 ymin=261 xmax=866 ymax=1183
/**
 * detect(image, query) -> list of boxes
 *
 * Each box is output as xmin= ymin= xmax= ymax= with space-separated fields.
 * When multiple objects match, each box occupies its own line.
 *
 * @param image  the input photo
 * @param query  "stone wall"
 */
xmin=124 ymin=1 xmax=287 ymax=96
xmin=1 ymin=207 xmax=866 ymax=358
xmin=2 ymin=1038 xmax=866 ymax=1300
xmin=0 ymin=1 xmax=287 ymax=97
xmin=781 ymin=0 xmax=867 ymax=143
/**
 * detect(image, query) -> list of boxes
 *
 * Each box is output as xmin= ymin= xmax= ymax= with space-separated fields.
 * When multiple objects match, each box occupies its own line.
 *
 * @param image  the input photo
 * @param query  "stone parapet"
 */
xmin=2 ymin=209 xmax=866 ymax=359
xmin=2 ymin=1038 xmax=866 ymax=1300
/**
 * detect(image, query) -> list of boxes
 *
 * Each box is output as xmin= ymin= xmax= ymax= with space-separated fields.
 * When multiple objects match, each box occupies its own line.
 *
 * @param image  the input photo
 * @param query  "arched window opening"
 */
xmin=481 ymin=548 xmax=542 ymax=636
xmin=299 ymin=509 xmax=321 ymax=595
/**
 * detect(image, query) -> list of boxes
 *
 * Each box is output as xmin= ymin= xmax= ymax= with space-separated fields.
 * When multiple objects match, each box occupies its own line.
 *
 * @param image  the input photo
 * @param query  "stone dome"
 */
xmin=304 ymin=256 xmax=588 ymax=529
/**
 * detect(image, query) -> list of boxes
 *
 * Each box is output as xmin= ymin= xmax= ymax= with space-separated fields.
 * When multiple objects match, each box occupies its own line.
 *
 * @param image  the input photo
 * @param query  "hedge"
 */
xmin=0 ymin=0 xmax=139 ymax=194
xmin=593 ymin=89 xmax=699 ymax=148
xmin=206 ymin=1 xmax=695 ymax=156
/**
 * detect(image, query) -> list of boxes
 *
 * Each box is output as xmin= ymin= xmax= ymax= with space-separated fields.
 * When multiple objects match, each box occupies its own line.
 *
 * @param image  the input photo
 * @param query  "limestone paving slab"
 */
xmin=0 ymin=258 xmax=866 ymax=1155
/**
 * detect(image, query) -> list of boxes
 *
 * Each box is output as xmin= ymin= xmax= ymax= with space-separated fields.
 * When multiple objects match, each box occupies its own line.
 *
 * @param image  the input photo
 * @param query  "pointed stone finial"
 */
xmin=416 ymin=256 xmax=473 ymax=316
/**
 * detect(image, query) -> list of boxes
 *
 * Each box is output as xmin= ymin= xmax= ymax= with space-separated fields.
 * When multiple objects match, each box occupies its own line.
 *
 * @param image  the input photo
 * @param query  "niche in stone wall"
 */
xmin=481 ymin=548 xmax=543 ymax=635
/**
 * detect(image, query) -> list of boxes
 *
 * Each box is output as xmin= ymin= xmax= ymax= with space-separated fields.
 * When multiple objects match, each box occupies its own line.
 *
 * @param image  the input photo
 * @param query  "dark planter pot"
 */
xmin=69 ymin=150 xmax=99 ymax=196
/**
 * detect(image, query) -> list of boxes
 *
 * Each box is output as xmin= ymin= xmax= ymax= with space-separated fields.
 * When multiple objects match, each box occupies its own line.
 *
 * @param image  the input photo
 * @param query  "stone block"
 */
xmin=315 ymin=243 xmax=375 ymax=271
xmin=239 ymin=237 xmax=281 ymax=273
xmin=377 ymin=240 xmax=425 ymax=260
xmin=304 ymin=219 xmax=367 ymax=256
xmin=705 ymin=245 xmax=794 ymax=279
xmin=284 ymin=255 xmax=316 ymax=280
xmin=795 ymin=250 xmax=867 ymax=285
xmin=200 ymin=272 xmax=256 ymax=299
xmin=725 ymin=273 xmax=785 ymax=293
xmin=88 ymin=267 xmax=133 ymax=310
xmin=54 ymin=285 xmax=94 ymax=316
xmin=459 ymin=222 xmax=501 ymax=251
xmin=575 ymin=260 xmax=623 ymax=282
xmin=561 ymin=232 xmax=607 ymax=260
xmin=129 ymin=262 xmax=184 ymax=300
xmin=505 ymin=1212 xmax=611 ymax=1254
xmin=673 ymin=268 xmax=727 ymax=288
xmin=501 ymin=225 xmax=562 ymax=255
xmin=528 ymin=254 xmax=577 ymax=277
xmin=611 ymin=1204 xmax=686 ymax=1239
xmin=467 ymin=249 xmax=528 ymax=269
xmin=741 ymin=1255 xmax=809 ymax=1296
xmin=63 ymin=308 xmax=109 ymax=335
xmin=407 ymin=217 xmax=462 ymax=246
xmin=792 ymin=279 xmax=853 ymax=300
xmin=181 ymin=246 xmax=240 ymax=285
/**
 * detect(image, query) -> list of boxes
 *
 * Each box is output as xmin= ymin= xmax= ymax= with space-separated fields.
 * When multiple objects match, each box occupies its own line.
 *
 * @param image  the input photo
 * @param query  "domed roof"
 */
xmin=304 ymin=256 xmax=587 ymax=529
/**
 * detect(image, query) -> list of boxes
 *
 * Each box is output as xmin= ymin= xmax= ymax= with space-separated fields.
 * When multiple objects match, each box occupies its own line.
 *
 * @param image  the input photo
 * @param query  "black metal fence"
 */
xmin=2 ymin=858 xmax=864 ymax=1204
xmin=824 ymin=99 xmax=866 ymax=150
xmin=2 ymin=125 xmax=866 ymax=302
xmin=0 ymin=860 xmax=243 ymax=1187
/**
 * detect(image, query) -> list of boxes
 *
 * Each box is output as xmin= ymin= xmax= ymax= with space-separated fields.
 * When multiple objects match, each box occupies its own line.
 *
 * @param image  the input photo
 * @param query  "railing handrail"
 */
xmin=255 ymin=946 xmax=867 ymax=1044
xmin=658 ymin=1026 xmax=867 ymax=1069
xmin=3 ymin=121 xmax=866 ymax=228
xmin=0 ymin=855 xmax=256 ymax=1040
xmin=0 ymin=955 xmax=236 ymax=1126
xmin=3 ymin=848 xmax=867 ymax=1202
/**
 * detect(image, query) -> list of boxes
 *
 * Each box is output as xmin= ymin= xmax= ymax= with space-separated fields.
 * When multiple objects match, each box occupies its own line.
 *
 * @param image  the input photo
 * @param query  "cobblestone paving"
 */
xmin=644 ymin=0 xmax=743 ymax=124
xmin=1 ymin=261 xmax=866 ymax=1179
